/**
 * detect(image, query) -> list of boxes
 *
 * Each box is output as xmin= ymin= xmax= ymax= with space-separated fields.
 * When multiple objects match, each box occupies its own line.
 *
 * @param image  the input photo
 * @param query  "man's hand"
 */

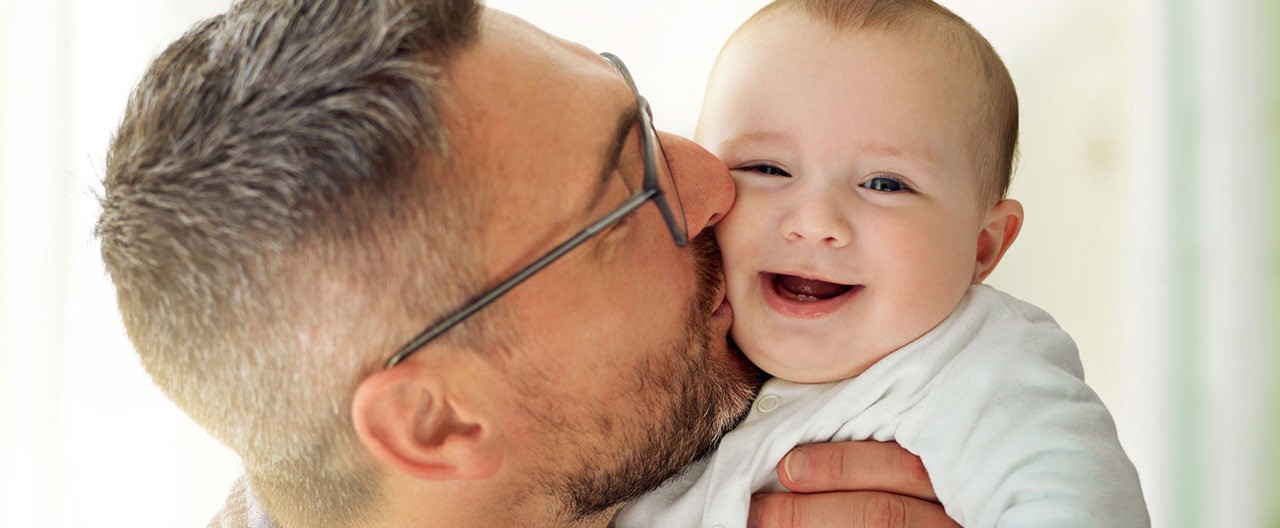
xmin=746 ymin=442 xmax=959 ymax=528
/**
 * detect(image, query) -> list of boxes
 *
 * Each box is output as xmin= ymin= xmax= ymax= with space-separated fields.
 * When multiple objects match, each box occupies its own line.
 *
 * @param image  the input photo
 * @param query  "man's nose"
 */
xmin=658 ymin=131 xmax=734 ymax=239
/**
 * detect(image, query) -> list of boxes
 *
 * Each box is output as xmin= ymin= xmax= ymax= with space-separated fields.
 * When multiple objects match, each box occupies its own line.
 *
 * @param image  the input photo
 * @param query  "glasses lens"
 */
xmin=641 ymin=105 xmax=688 ymax=245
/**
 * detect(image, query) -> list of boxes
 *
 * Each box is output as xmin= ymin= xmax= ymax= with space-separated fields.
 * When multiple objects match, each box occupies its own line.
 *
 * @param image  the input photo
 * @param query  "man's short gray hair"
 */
xmin=95 ymin=0 xmax=482 ymax=524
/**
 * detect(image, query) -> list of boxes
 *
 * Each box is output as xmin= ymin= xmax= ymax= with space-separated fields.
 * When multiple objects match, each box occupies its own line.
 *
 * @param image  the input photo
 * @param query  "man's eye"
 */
xmin=861 ymin=176 xmax=908 ymax=193
xmin=742 ymin=164 xmax=791 ymax=177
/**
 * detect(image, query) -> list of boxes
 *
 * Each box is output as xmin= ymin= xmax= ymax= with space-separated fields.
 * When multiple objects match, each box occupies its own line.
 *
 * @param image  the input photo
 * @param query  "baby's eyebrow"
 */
xmin=856 ymin=141 xmax=942 ymax=171
xmin=862 ymin=143 xmax=908 ymax=159
xmin=714 ymin=130 xmax=792 ymax=153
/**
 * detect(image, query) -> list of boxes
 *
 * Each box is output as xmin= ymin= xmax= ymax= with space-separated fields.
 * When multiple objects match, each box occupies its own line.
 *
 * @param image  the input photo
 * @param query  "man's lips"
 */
xmin=713 ymin=288 xmax=733 ymax=318
xmin=760 ymin=272 xmax=861 ymax=319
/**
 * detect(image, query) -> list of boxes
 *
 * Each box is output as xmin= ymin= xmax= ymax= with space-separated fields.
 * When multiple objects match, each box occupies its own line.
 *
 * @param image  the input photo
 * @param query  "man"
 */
xmin=96 ymin=0 xmax=952 ymax=526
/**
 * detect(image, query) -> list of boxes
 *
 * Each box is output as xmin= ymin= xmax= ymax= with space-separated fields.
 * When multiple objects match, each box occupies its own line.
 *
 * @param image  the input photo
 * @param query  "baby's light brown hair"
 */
xmin=737 ymin=0 xmax=1019 ymax=206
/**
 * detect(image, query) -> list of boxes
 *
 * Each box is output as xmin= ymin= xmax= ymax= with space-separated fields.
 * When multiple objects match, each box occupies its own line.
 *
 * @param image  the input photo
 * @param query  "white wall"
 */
xmin=2 ymin=1 xmax=1274 ymax=526
xmin=1 ymin=2 xmax=243 ymax=527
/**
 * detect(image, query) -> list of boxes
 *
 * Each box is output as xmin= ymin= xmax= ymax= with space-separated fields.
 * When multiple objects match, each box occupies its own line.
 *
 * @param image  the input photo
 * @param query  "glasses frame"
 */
xmin=384 ymin=52 xmax=688 ymax=368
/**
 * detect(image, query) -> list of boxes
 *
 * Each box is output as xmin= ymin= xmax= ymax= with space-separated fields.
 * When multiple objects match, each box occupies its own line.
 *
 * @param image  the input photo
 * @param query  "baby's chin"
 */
xmin=733 ymin=327 xmax=877 ymax=384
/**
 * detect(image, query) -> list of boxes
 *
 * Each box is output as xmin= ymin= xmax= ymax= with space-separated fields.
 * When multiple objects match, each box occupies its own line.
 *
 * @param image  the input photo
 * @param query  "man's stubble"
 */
xmin=527 ymin=233 xmax=765 ymax=522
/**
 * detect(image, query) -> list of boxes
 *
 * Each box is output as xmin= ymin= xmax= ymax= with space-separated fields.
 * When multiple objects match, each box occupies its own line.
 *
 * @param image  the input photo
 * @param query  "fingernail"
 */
xmin=747 ymin=495 xmax=761 ymax=528
xmin=783 ymin=449 xmax=809 ymax=482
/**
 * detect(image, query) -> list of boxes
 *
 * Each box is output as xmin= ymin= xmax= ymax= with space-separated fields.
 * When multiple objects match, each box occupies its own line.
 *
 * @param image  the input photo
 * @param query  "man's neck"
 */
xmin=360 ymin=480 xmax=621 ymax=528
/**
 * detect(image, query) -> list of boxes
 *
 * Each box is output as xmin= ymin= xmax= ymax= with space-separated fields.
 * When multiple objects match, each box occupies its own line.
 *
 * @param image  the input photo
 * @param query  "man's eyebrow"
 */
xmin=583 ymin=103 xmax=639 ymax=216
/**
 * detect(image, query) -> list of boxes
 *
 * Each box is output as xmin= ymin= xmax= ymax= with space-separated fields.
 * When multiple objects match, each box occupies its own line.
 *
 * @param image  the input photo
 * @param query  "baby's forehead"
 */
xmin=735 ymin=7 xmax=979 ymax=70
xmin=717 ymin=6 xmax=1016 ymax=204
xmin=721 ymin=13 xmax=990 ymax=124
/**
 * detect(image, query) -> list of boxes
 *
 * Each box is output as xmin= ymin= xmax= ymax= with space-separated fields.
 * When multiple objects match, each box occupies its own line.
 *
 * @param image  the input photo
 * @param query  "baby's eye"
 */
xmin=741 ymin=164 xmax=791 ymax=177
xmin=861 ymin=176 xmax=908 ymax=193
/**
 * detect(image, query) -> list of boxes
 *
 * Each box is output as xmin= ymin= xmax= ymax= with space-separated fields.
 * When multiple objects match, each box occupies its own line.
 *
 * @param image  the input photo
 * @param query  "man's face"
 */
xmin=443 ymin=8 xmax=761 ymax=518
xmin=700 ymin=13 xmax=991 ymax=382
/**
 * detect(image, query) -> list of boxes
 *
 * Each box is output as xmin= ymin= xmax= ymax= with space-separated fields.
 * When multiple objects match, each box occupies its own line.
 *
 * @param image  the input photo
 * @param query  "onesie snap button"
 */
xmin=755 ymin=394 xmax=781 ymax=413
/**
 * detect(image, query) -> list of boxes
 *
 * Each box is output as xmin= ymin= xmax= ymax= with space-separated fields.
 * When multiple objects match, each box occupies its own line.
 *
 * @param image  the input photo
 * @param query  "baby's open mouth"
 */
xmin=769 ymin=273 xmax=855 ymax=301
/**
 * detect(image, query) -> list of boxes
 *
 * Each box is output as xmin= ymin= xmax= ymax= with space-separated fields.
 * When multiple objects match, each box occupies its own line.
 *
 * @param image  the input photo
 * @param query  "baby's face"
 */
xmin=701 ymin=12 xmax=992 ymax=382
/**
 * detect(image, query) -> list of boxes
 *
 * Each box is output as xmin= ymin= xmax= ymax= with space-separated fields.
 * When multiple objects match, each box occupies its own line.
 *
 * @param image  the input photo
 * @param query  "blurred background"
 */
xmin=1 ymin=0 xmax=1276 ymax=526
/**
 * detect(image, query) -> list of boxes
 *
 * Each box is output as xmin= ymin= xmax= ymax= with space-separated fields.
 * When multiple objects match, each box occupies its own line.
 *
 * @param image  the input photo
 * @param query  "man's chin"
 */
xmin=708 ymin=334 xmax=766 ymax=436
xmin=724 ymin=335 xmax=766 ymax=385
xmin=691 ymin=232 xmax=764 ymax=434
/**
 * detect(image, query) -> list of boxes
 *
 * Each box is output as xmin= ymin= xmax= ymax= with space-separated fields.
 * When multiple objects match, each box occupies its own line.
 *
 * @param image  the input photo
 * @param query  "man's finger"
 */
xmin=776 ymin=442 xmax=937 ymax=501
xmin=747 ymin=491 xmax=959 ymax=528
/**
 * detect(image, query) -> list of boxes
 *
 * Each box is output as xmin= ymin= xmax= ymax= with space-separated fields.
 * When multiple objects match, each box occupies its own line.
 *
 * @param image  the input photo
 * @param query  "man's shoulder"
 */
xmin=207 ymin=477 xmax=278 ymax=528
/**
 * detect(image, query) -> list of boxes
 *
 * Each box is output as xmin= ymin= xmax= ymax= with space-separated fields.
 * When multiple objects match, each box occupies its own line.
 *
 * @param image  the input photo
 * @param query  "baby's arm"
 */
xmin=902 ymin=324 xmax=1150 ymax=527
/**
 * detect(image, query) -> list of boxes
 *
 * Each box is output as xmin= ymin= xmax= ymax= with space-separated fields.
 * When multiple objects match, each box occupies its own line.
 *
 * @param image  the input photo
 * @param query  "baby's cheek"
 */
xmin=712 ymin=212 xmax=753 ymax=267
xmin=716 ymin=197 xmax=762 ymax=253
xmin=730 ymin=320 xmax=777 ymax=374
xmin=711 ymin=206 xmax=741 ymax=238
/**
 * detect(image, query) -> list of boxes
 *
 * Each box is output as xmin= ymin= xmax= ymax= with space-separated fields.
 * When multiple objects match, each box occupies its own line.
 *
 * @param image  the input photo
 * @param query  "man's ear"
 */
xmin=973 ymin=198 xmax=1024 ymax=283
xmin=351 ymin=358 xmax=504 ymax=481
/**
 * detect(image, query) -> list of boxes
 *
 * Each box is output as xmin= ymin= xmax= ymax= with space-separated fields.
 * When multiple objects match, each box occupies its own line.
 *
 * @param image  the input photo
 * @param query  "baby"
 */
xmin=616 ymin=1 xmax=1149 ymax=527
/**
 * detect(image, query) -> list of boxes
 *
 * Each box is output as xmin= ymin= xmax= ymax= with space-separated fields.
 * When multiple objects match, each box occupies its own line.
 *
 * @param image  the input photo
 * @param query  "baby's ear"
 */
xmin=973 ymin=199 xmax=1024 ymax=283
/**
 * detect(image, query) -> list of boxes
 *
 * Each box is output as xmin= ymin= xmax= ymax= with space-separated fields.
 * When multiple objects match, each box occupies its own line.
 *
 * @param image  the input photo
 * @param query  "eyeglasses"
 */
xmin=384 ymin=52 xmax=689 ymax=368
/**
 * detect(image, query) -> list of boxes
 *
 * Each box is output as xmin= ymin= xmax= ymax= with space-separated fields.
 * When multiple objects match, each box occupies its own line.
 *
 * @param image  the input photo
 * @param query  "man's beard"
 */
xmin=545 ymin=233 xmax=765 ymax=521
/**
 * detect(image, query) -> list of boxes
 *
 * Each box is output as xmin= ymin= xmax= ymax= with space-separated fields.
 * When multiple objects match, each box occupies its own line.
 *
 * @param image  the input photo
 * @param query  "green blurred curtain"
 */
xmin=1165 ymin=1 xmax=1280 ymax=527
xmin=1267 ymin=2 xmax=1280 ymax=526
